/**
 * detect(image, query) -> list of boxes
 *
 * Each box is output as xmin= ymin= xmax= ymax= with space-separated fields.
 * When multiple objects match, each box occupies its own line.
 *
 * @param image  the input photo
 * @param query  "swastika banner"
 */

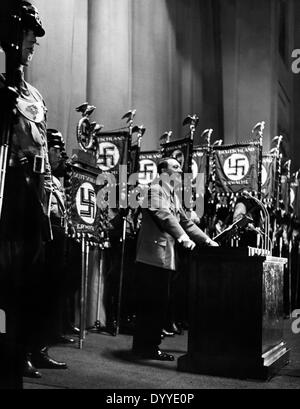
xmin=191 ymin=147 xmax=208 ymax=217
xmin=213 ymin=144 xmax=260 ymax=195
xmin=137 ymin=151 xmax=162 ymax=185
xmin=192 ymin=147 xmax=208 ymax=182
xmin=95 ymin=131 xmax=131 ymax=179
xmin=161 ymin=138 xmax=193 ymax=173
xmin=69 ymin=167 xmax=103 ymax=236
xmin=130 ymin=144 xmax=140 ymax=175
xmin=261 ymin=154 xmax=277 ymax=201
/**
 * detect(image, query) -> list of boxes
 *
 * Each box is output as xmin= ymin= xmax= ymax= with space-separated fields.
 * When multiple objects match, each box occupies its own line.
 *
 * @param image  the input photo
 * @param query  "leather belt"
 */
xmin=50 ymin=214 xmax=65 ymax=227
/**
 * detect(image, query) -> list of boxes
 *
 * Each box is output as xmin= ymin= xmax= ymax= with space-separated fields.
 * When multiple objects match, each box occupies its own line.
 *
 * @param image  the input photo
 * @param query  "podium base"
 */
xmin=177 ymin=343 xmax=290 ymax=380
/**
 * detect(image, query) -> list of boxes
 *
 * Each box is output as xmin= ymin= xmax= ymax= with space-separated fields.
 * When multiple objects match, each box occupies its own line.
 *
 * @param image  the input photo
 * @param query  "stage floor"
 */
xmin=24 ymin=319 xmax=300 ymax=390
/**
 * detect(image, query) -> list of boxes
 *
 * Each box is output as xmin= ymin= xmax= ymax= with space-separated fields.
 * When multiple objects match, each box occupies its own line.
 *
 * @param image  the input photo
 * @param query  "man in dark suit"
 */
xmin=132 ymin=157 xmax=218 ymax=361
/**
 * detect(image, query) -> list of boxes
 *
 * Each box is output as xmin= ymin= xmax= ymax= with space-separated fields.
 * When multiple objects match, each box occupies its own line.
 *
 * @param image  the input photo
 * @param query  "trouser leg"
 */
xmin=133 ymin=263 xmax=171 ymax=353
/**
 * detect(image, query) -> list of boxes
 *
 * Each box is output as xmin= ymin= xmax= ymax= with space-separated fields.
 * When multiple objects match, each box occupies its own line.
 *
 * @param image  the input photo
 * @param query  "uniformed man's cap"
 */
xmin=21 ymin=1 xmax=45 ymax=37
xmin=47 ymin=129 xmax=65 ymax=150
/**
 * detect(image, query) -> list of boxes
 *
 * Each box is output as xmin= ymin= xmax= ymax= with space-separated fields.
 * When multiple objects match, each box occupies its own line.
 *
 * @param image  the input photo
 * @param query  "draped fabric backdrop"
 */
xmin=29 ymin=0 xmax=222 ymax=153
xmin=27 ymin=0 xmax=223 ymax=326
xmin=5 ymin=0 xmax=298 ymax=162
xmin=18 ymin=0 xmax=299 ymax=323
xmin=27 ymin=0 xmax=88 ymax=154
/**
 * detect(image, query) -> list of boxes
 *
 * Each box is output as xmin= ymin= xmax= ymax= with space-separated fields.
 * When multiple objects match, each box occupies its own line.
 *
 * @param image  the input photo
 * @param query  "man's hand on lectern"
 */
xmin=182 ymin=238 xmax=196 ymax=250
xmin=178 ymin=234 xmax=196 ymax=250
xmin=206 ymin=238 xmax=219 ymax=247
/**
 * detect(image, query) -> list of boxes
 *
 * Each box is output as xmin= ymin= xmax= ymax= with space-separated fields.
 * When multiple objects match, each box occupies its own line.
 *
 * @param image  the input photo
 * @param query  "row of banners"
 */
xmin=68 ymin=132 xmax=300 ymax=238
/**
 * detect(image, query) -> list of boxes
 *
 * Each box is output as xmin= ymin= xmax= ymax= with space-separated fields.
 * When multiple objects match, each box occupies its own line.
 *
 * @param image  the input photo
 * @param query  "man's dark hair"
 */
xmin=157 ymin=157 xmax=181 ymax=175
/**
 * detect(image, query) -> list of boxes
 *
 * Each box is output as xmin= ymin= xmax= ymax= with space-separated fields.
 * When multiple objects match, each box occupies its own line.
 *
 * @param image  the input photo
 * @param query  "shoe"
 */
xmin=32 ymin=348 xmax=67 ymax=369
xmin=54 ymin=335 xmax=75 ymax=345
xmin=106 ymin=320 xmax=117 ymax=336
xmin=162 ymin=328 xmax=175 ymax=337
xmin=23 ymin=355 xmax=42 ymax=378
xmin=132 ymin=348 xmax=174 ymax=361
xmin=150 ymin=350 xmax=175 ymax=361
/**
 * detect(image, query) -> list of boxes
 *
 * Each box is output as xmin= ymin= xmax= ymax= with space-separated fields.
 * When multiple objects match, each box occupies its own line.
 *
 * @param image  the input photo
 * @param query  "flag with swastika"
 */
xmin=191 ymin=147 xmax=208 ymax=217
xmin=192 ymin=147 xmax=208 ymax=182
xmin=213 ymin=143 xmax=260 ymax=195
xmin=261 ymin=154 xmax=277 ymax=203
xmin=95 ymin=131 xmax=131 ymax=179
xmin=161 ymin=137 xmax=193 ymax=173
xmin=68 ymin=166 xmax=104 ymax=237
xmin=137 ymin=151 xmax=162 ymax=186
xmin=130 ymin=144 xmax=140 ymax=175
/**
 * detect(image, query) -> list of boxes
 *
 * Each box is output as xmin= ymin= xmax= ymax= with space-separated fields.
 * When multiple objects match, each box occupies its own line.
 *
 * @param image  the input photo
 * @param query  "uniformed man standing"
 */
xmin=0 ymin=2 xmax=66 ymax=386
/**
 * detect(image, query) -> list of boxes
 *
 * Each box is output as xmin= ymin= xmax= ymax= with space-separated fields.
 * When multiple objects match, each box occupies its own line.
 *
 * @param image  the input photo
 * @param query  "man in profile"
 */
xmin=0 ymin=2 xmax=66 ymax=387
xmin=132 ymin=157 xmax=218 ymax=361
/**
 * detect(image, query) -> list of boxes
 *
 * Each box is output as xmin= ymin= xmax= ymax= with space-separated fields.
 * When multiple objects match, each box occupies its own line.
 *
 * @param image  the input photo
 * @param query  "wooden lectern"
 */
xmin=177 ymin=248 xmax=290 ymax=380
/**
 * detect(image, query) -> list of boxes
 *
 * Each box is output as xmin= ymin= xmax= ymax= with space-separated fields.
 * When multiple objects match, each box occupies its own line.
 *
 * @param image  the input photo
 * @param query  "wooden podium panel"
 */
xmin=177 ymin=248 xmax=290 ymax=380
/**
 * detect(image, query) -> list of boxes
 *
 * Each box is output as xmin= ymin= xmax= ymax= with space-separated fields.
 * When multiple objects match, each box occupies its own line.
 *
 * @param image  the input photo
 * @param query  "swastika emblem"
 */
xmin=261 ymin=165 xmax=267 ymax=186
xmin=172 ymin=150 xmax=184 ymax=167
xmin=76 ymin=182 xmax=97 ymax=224
xmin=223 ymin=154 xmax=250 ymax=181
xmin=138 ymin=159 xmax=157 ymax=185
xmin=97 ymin=142 xmax=120 ymax=171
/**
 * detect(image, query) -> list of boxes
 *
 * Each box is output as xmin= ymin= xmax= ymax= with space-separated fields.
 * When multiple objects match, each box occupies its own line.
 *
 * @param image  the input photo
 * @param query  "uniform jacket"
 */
xmin=136 ymin=181 xmax=210 ymax=271
xmin=0 ymin=73 xmax=52 ymax=194
xmin=50 ymin=175 xmax=67 ymax=224
xmin=0 ymin=73 xmax=53 ymax=241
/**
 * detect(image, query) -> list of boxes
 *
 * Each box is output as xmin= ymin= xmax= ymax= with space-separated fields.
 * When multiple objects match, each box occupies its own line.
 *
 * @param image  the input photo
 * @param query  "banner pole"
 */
xmin=204 ymin=130 xmax=213 ymax=235
xmin=115 ymin=110 xmax=136 ymax=336
xmin=94 ymin=244 xmax=104 ymax=330
xmin=83 ymin=239 xmax=90 ymax=339
xmin=115 ymin=214 xmax=127 ymax=336
xmin=79 ymin=234 xmax=86 ymax=349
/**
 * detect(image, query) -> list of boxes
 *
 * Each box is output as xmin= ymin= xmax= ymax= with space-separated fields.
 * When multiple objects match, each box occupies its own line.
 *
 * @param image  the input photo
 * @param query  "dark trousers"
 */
xmin=104 ymin=237 xmax=138 ymax=327
xmin=0 ymin=168 xmax=46 ymax=388
xmin=132 ymin=262 xmax=171 ymax=354
xmin=0 ymin=239 xmax=45 ymax=389
xmin=44 ymin=227 xmax=82 ymax=339
xmin=43 ymin=225 xmax=67 ymax=342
